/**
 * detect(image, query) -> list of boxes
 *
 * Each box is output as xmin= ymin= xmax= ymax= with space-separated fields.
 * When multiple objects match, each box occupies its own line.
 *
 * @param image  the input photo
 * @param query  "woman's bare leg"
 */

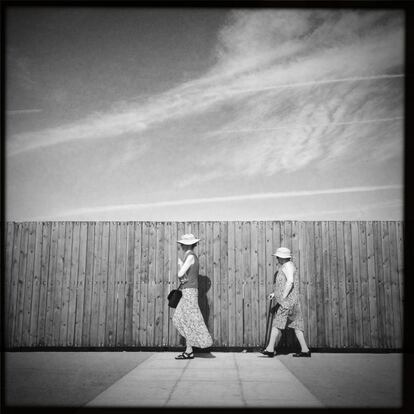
xmin=294 ymin=329 xmax=310 ymax=352
xmin=265 ymin=327 xmax=282 ymax=352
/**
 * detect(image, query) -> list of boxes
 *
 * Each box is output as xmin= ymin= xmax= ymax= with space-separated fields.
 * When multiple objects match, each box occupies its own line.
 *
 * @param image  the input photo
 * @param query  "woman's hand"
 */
xmin=178 ymin=258 xmax=183 ymax=267
xmin=268 ymin=293 xmax=275 ymax=300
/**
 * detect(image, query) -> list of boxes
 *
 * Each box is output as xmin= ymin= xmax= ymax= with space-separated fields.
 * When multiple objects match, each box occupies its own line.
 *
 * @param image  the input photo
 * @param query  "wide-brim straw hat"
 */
xmin=177 ymin=233 xmax=200 ymax=245
xmin=272 ymin=247 xmax=292 ymax=258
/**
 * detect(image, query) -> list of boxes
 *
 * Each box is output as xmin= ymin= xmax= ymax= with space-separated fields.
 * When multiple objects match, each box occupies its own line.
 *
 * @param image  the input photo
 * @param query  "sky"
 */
xmin=5 ymin=7 xmax=404 ymax=221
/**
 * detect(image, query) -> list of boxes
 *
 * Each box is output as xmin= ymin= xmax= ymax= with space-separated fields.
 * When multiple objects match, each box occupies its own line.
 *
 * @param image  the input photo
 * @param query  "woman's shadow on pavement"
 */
xmin=193 ymin=274 xmax=215 ymax=358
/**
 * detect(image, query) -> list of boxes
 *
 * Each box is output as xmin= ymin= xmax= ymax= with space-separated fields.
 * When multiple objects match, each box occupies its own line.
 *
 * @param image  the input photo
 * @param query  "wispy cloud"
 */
xmin=7 ymin=109 xmax=43 ymax=115
xmin=30 ymin=184 xmax=401 ymax=220
xmin=7 ymin=9 xmax=404 ymax=168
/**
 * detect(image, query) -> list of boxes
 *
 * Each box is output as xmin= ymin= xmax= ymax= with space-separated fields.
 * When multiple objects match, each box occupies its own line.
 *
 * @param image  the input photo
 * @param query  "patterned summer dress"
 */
xmin=172 ymin=251 xmax=213 ymax=348
xmin=272 ymin=261 xmax=304 ymax=331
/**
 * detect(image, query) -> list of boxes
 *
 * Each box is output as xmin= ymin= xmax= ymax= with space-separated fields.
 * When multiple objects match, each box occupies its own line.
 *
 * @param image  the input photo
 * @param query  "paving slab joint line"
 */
xmin=164 ymin=357 xmax=191 ymax=407
xmin=233 ymin=353 xmax=247 ymax=407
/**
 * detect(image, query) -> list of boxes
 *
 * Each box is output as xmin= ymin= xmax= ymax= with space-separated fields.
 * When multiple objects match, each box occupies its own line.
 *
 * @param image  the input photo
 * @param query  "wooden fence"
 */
xmin=4 ymin=221 xmax=403 ymax=349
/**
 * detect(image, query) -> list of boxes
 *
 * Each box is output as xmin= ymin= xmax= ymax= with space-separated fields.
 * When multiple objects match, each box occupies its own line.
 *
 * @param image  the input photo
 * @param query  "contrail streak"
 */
xmin=211 ymin=117 xmax=404 ymax=135
xmin=229 ymin=73 xmax=404 ymax=95
xmin=33 ymin=184 xmax=402 ymax=220
xmin=7 ymin=109 xmax=43 ymax=115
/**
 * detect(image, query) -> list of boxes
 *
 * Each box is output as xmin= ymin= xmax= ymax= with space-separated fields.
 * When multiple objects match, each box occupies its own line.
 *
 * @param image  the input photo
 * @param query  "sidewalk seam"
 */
xmin=163 ymin=358 xmax=191 ymax=406
xmin=233 ymin=353 xmax=247 ymax=407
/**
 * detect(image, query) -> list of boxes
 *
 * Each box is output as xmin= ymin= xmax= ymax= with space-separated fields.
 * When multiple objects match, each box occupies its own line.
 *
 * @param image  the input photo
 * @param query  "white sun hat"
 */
xmin=272 ymin=247 xmax=292 ymax=258
xmin=177 ymin=233 xmax=201 ymax=245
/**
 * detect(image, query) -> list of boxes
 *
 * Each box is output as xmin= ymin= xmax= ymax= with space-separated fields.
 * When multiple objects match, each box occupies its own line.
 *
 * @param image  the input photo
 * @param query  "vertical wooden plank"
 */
xmin=381 ymin=221 xmax=393 ymax=349
xmin=154 ymin=222 xmax=164 ymax=347
xmin=14 ymin=223 xmax=29 ymax=347
xmin=5 ymin=223 xmax=15 ymax=345
xmin=250 ymin=221 xmax=260 ymax=346
xmin=235 ymin=221 xmax=243 ymax=346
xmin=74 ymin=222 xmax=88 ymax=347
xmin=288 ymin=221 xmax=301 ymax=350
xmin=350 ymin=222 xmax=362 ymax=347
xmin=202 ymin=222 xmax=212 ymax=345
xmin=291 ymin=221 xmax=300 ymax=270
xmin=138 ymin=222 xmax=149 ymax=346
xmin=257 ymin=221 xmax=267 ymax=348
xmin=59 ymin=222 xmax=73 ymax=346
xmin=366 ymin=221 xmax=378 ymax=347
xmin=115 ymin=222 xmax=127 ymax=346
xmin=305 ymin=222 xmax=317 ymax=348
xmin=45 ymin=222 xmax=58 ymax=346
xmin=8 ymin=223 xmax=22 ymax=346
xmin=105 ymin=222 xmax=117 ymax=346
xmin=220 ymin=221 xmax=229 ymax=347
xmin=227 ymin=221 xmax=236 ymax=346
xmin=212 ymin=221 xmax=221 ymax=345
xmin=139 ymin=222 xmax=150 ymax=346
xmin=124 ymin=222 xmax=135 ymax=346
xmin=162 ymin=222 xmax=171 ymax=347
xmin=283 ymin=221 xmax=293 ymax=251
xmin=37 ymin=223 xmax=51 ymax=346
xmin=175 ymin=222 xmax=186 ymax=346
xmin=373 ymin=221 xmax=385 ymax=348
xmin=388 ymin=221 xmax=402 ymax=348
xmin=358 ymin=221 xmax=371 ymax=348
xmin=132 ymin=222 xmax=142 ymax=346
xmin=22 ymin=223 xmax=37 ymax=346
xmin=242 ymin=221 xmax=252 ymax=346
xmin=29 ymin=222 xmax=43 ymax=346
xmin=197 ymin=221 xmax=210 ymax=339
xmin=50 ymin=222 xmax=65 ymax=346
xmin=335 ymin=222 xmax=348 ymax=348
xmin=272 ymin=222 xmax=281 ymax=276
xmin=265 ymin=222 xmax=274 ymax=309
xmin=82 ymin=223 xmax=95 ymax=346
xmin=145 ymin=222 xmax=156 ymax=347
xmin=98 ymin=222 xmax=110 ymax=346
xmin=279 ymin=221 xmax=286 ymax=248
xmin=314 ymin=221 xmax=325 ymax=348
xmin=395 ymin=222 xmax=404 ymax=320
xmin=169 ymin=222 xmax=179 ymax=346
xmin=328 ymin=221 xmax=340 ymax=348
xmin=90 ymin=222 xmax=103 ymax=346
xmin=343 ymin=221 xmax=355 ymax=348
xmin=297 ymin=222 xmax=309 ymax=346
xmin=321 ymin=222 xmax=332 ymax=348
xmin=67 ymin=222 xmax=80 ymax=347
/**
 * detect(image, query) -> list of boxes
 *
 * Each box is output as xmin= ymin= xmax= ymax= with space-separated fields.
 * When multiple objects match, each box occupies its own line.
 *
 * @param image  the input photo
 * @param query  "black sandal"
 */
xmin=175 ymin=352 xmax=194 ymax=360
xmin=261 ymin=350 xmax=275 ymax=358
xmin=292 ymin=351 xmax=311 ymax=357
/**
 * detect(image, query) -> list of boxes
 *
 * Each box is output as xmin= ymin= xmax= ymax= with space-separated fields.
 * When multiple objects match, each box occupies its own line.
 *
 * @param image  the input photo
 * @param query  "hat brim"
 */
xmin=272 ymin=253 xmax=291 ymax=258
xmin=177 ymin=239 xmax=200 ymax=245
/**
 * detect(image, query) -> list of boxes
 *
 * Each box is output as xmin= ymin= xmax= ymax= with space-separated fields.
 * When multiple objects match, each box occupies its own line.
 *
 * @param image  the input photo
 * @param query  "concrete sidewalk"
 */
xmin=86 ymin=352 xmax=322 ymax=407
xmin=5 ymin=351 xmax=402 ymax=408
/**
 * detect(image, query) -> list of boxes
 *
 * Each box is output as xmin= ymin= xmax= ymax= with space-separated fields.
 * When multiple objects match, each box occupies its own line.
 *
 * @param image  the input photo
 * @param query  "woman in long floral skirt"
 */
xmin=172 ymin=234 xmax=213 ymax=359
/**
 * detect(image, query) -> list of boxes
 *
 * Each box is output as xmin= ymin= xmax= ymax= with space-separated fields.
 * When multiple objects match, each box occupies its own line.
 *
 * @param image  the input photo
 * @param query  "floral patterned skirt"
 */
xmin=272 ymin=300 xmax=304 ymax=331
xmin=172 ymin=288 xmax=213 ymax=348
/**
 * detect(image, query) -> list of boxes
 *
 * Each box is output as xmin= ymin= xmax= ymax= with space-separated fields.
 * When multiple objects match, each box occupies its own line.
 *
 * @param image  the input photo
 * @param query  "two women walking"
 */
xmin=171 ymin=234 xmax=310 ymax=359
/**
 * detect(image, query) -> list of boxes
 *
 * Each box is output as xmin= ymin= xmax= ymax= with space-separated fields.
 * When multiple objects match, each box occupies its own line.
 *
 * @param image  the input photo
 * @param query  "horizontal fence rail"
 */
xmin=4 ymin=221 xmax=403 ymax=349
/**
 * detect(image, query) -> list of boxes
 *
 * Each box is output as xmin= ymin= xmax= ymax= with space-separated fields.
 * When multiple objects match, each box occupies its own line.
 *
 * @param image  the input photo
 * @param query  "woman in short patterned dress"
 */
xmin=172 ymin=234 xmax=213 ymax=359
xmin=262 ymin=247 xmax=311 ymax=358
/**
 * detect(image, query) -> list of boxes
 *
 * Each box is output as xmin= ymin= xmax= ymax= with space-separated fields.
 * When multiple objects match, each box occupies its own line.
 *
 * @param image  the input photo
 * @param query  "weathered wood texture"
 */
xmin=4 ymin=221 xmax=403 ymax=349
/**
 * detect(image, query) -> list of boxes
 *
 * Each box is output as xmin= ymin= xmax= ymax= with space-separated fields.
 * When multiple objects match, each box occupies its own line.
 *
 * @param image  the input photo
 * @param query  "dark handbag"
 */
xmin=167 ymin=283 xmax=183 ymax=308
